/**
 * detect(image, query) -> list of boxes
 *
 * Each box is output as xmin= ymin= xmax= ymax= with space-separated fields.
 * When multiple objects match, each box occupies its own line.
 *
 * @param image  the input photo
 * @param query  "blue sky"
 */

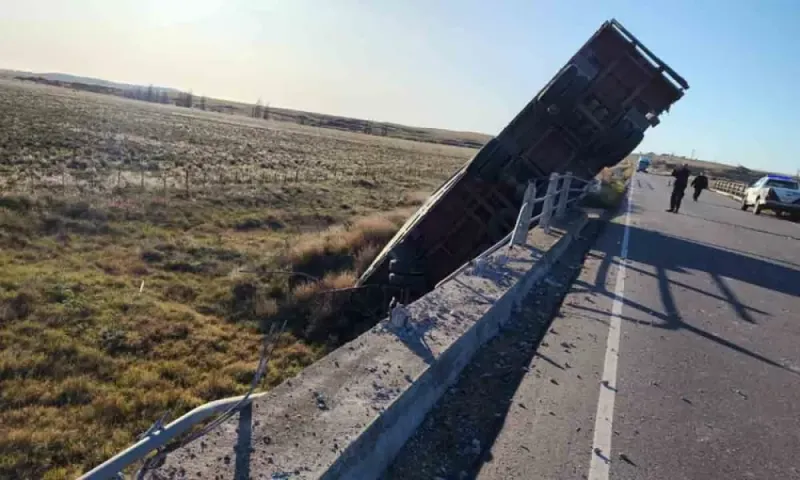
xmin=1 ymin=0 xmax=798 ymax=173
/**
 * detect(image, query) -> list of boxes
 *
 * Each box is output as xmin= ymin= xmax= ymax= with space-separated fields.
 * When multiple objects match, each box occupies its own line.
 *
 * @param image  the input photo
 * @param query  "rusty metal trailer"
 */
xmin=358 ymin=18 xmax=689 ymax=301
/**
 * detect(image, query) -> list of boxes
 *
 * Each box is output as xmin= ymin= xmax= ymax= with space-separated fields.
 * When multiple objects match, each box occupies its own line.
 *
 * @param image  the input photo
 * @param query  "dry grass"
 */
xmin=0 ymin=80 xmax=477 ymax=478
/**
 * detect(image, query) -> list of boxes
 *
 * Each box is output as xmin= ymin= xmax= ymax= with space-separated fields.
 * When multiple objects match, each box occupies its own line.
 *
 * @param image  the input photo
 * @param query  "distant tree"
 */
xmin=146 ymin=84 xmax=155 ymax=102
xmin=199 ymin=96 xmax=207 ymax=111
xmin=181 ymin=90 xmax=194 ymax=108
xmin=160 ymin=91 xmax=169 ymax=104
xmin=252 ymin=98 xmax=263 ymax=119
xmin=263 ymin=103 xmax=270 ymax=120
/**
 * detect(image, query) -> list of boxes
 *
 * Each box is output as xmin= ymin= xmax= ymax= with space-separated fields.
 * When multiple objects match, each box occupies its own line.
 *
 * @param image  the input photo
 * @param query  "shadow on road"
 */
xmin=575 ymin=223 xmax=800 ymax=376
xmin=680 ymin=212 xmax=800 ymax=240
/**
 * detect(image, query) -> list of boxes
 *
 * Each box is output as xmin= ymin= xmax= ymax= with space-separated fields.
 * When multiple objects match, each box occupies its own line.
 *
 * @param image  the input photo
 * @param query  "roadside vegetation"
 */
xmin=580 ymin=167 xmax=629 ymax=210
xmin=0 ymin=81 xmax=475 ymax=478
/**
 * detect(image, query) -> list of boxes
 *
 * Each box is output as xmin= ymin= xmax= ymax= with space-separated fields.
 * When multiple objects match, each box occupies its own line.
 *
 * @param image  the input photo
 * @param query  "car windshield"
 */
xmin=764 ymin=179 xmax=799 ymax=189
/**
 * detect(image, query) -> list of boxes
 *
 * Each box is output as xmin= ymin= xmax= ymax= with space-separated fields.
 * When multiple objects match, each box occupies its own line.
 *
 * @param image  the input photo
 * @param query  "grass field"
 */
xmin=0 ymin=80 xmax=477 ymax=478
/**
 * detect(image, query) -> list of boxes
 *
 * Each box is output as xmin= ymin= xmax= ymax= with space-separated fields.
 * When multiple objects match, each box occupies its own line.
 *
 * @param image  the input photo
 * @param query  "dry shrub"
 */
xmin=193 ymin=371 xmax=241 ymax=400
xmin=401 ymin=190 xmax=432 ymax=206
xmin=286 ymin=209 xmax=410 ymax=277
xmin=221 ymin=360 xmax=258 ymax=385
xmin=0 ymin=291 xmax=35 ymax=322
xmin=291 ymin=271 xmax=357 ymax=303
xmin=353 ymin=243 xmax=380 ymax=274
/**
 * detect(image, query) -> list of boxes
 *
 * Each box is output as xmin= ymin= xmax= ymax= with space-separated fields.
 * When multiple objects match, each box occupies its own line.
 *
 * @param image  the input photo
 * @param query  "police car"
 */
xmin=741 ymin=174 xmax=800 ymax=218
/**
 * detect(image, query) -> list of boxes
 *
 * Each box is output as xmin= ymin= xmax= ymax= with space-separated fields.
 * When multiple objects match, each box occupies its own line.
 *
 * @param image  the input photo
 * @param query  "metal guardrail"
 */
xmin=436 ymin=172 xmax=596 ymax=287
xmin=81 ymin=322 xmax=286 ymax=480
xmin=81 ymin=393 xmax=267 ymax=479
xmin=711 ymin=179 xmax=747 ymax=199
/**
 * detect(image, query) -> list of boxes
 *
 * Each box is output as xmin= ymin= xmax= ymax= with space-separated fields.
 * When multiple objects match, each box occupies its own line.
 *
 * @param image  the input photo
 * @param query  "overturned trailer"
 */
xmin=357 ymin=18 xmax=689 ymax=302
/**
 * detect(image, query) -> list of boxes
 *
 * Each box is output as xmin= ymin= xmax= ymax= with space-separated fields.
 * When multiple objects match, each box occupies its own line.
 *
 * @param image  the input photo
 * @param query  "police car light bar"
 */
xmin=767 ymin=174 xmax=795 ymax=181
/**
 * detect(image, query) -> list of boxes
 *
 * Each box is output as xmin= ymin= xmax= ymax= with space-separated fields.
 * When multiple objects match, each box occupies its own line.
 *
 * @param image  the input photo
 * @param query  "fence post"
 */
xmin=540 ymin=172 xmax=560 ymax=233
xmin=510 ymin=181 xmax=537 ymax=246
xmin=556 ymin=171 xmax=572 ymax=218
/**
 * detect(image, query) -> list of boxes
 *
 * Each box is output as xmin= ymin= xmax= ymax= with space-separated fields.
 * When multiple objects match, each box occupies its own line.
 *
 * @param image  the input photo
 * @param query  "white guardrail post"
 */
xmin=539 ymin=172 xmax=560 ymax=233
xmin=555 ymin=171 xmax=572 ymax=218
xmin=510 ymin=181 xmax=537 ymax=246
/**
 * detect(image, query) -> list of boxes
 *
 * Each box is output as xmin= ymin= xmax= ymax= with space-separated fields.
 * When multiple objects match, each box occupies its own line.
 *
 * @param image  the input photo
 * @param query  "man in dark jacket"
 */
xmin=668 ymin=163 xmax=691 ymax=213
xmin=691 ymin=172 xmax=709 ymax=201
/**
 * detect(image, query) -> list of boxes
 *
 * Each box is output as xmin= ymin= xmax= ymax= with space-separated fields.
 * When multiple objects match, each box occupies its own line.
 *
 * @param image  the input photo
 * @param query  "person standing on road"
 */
xmin=668 ymin=163 xmax=691 ymax=213
xmin=691 ymin=172 xmax=709 ymax=201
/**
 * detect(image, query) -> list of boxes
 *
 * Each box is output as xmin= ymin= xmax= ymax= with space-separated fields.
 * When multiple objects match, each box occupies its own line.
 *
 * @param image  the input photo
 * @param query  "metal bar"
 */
xmin=510 ymin=182 xmax=537 ymax=246
xmin=556 ymin=172 xmax=573 ymax=218
xmin=80 ymin=393 xmax=267 ymax=480
xmin=539 ymin=172 xmax=560 ymax=233
xmin=609 ymin=18 xmax=689 ymax=90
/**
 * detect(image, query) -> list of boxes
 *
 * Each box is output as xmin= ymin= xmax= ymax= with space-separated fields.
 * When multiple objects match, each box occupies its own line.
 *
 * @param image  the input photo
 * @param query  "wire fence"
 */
xmin=0 ymin=162 xmax=460 ymax=200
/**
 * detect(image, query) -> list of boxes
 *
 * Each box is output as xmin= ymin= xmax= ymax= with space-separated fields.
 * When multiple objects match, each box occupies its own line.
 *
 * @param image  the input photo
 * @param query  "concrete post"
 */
xmin=510 ymin=181 xmax=537 ymax=246
xmin=540 ymin=172 xmax=560 ymax=234
xmin=556 ymin=172 xmax=572 ymax=218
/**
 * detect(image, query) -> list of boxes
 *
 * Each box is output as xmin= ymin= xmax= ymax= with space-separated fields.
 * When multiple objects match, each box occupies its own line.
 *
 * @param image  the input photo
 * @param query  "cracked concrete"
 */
xmin=144 ymin=211 xmax=592 ymax=480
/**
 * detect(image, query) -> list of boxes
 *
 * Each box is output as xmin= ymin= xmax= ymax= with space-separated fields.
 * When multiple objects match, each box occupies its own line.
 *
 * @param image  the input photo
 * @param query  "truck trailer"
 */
xmin=357 ymin=18 xmax=689 ymax=303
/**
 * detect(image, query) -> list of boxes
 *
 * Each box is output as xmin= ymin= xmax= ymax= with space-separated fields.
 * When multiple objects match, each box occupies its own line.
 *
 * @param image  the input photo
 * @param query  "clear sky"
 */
xmin=1 ymin=0 xmax=798 ymax=173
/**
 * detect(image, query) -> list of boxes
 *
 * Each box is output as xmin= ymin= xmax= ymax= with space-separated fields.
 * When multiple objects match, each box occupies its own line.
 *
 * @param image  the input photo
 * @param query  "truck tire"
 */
xmin=753 ymin=198 xmax=763 ymax=215
xmin=740 ymin=197 xmax=748 ymax=211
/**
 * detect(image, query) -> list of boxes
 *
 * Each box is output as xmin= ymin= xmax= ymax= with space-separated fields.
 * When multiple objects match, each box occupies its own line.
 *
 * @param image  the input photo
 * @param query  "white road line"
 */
xmin=587 ymin=179 xmax=635 ymax=480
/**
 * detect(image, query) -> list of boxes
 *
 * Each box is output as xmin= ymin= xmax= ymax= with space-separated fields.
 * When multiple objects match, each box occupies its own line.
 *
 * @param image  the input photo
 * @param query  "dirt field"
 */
xmin=0 ymin=80 xmax=477 ymax=478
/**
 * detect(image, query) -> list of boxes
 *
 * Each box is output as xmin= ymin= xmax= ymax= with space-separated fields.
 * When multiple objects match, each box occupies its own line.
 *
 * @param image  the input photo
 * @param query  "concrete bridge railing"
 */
xmin=81 ymin=172 xmax=599 ymax=480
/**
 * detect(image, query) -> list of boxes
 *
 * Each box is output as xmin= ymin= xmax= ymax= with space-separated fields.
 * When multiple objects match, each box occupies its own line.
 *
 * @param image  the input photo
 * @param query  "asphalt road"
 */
xmin=468 ymin=173 xmax=800 ymax=479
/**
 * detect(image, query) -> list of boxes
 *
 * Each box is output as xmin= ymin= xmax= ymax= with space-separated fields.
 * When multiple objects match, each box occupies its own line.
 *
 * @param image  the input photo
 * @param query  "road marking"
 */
xmin=588 ymin=179 xmax=634 ymax=480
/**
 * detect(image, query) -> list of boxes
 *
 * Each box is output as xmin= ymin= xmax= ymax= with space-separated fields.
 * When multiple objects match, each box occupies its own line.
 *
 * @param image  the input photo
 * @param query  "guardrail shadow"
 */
xmin=234 ymin=403 xmax=253 ymax=479
xmin=680 ymin=212 xmax=800 ymax=239
xmin=573 ymin=223 xmax=800 ymax=376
